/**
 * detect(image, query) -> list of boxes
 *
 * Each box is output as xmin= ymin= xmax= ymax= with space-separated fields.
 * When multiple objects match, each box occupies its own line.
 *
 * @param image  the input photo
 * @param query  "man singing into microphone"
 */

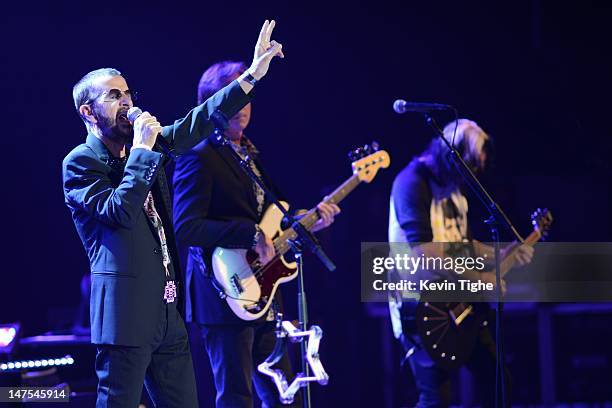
xmin=62 ymin=20 xmax=284 ymax=407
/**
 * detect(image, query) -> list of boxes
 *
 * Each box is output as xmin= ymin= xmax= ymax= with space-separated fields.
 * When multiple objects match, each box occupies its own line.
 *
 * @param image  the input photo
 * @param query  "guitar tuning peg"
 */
xmin=348 ymin=147 xmax=364 ymax=161
xmin=371 ymin=141 xmax=380 ymax=152
xmin=363 ymin=144 xmax=372 ymax=155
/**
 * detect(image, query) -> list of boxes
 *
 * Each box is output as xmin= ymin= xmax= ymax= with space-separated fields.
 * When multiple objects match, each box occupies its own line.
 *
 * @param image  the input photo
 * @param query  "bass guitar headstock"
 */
xmin=348 ymin=142 xmax=391 ymax=183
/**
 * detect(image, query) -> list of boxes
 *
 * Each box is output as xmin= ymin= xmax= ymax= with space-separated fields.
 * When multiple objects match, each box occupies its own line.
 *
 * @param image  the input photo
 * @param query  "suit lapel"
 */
xmin=214 ymin=144 xmax=251 ymax=182
xmin=86 ymin=133 xmax=181 ymax=276
xmin=151 ymin=167 xmax=181 ymax=274
xmin=252 ymin=155 xmax=276 ymax=200
xmin=85 ymin=134 xmax=126 ymax=184
xmin=152 ymin=167 xmax=172 ymax=220
xmin=85 ymin=133 xmax=110 ymax=161
xmin=213 ymin=144 xmax=260 ymax=211
xmin=86 ymin=133 xmax=167 ymax=244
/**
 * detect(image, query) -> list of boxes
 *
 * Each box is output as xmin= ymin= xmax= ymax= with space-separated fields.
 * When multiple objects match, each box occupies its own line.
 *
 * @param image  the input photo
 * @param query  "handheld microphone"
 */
xmin=127 ymin=107 xmax=176 ymax=159
xmin=393 ymin=99 xmax=452 ymax=114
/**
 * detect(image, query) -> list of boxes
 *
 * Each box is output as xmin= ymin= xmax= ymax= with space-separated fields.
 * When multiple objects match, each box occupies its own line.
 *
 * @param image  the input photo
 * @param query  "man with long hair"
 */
xmin=388 ymin=119 xmax=533 ymax=407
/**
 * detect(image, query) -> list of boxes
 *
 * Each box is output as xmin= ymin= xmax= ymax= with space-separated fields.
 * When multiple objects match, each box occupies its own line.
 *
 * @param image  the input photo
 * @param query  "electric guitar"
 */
xmin=212 ymin=143 xmax=391 ymax=321
xmin=413 ymin=208 xmax=553 ymax=370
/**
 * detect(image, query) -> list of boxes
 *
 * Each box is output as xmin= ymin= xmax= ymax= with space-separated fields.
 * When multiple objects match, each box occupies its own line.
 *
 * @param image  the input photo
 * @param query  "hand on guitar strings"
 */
xmin=481 ymin=273 xmax=508 ymax=296
xmin=502 ymin=242 xmax=535 ymax=267
xmin=254 ymin=232 xmax=276 ymax=265
xmin=312 ymin=202 xmax=341 ymax=232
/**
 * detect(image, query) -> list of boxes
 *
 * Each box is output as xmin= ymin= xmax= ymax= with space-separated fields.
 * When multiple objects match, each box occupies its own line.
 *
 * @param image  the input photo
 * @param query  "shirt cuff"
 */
xmin=131 ymin=144 xmax=152 ymax=151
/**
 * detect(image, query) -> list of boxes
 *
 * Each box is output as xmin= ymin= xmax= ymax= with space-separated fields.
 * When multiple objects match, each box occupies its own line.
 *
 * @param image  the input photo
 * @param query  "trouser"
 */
xmin=200 ymin=321 xmax=302 ymax=408
xmin=95 ymin=302 xmax=198 ymax=408
xmin=404 ymin=324 xmax=511 ymax=408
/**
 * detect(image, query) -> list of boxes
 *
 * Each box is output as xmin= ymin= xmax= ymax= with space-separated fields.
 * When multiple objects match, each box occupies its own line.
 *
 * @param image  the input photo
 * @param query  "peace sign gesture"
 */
xmin=248 ymin=20 xmax=284 ymax=80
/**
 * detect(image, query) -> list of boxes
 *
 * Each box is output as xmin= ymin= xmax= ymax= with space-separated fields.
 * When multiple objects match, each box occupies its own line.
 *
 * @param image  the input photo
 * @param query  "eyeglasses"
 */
xmin=87 ymin=88 xmax=138 ymax=104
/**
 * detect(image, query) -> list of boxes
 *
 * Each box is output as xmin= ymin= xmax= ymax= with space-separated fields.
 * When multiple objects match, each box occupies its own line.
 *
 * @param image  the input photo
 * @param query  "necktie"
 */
xmin=107 ymin=155 xmax=176 ymax=303
xmin=144 ymin=192 xmax=177 ymax=303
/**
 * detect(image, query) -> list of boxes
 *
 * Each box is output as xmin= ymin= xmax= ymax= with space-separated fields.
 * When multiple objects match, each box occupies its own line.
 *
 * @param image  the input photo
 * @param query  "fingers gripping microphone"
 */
xmin=126 ymin=106 xmax=145 ymax=124
xmin=393 ymin=99 xmax=452 ymax=114
xmin=127 ymin=107 xmax=176 ymax=159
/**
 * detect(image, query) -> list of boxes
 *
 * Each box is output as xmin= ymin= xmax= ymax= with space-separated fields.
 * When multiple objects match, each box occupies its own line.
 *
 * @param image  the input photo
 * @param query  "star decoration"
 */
xmin=258 ymin=320 xmax=329 ymax=404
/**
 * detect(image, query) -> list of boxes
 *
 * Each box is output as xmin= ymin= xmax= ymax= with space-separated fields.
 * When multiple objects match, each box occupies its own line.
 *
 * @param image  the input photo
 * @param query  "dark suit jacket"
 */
xmin=173 ymin=137 xmax=283 ymax=325
xmin=62 ymin=80 xmax=251 ymax=346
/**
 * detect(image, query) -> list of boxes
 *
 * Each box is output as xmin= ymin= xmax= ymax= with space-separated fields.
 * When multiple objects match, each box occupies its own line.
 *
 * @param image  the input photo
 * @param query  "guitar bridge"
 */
xmin=230 ymin=274 xmax=245 ymax=295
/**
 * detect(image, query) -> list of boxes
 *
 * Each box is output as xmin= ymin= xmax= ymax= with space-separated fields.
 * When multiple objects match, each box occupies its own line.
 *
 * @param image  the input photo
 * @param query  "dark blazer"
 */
xmin=62 ymin=81 xmax=251 ymax=346
xmin=173 ymin=137 xmax=282 ymax=325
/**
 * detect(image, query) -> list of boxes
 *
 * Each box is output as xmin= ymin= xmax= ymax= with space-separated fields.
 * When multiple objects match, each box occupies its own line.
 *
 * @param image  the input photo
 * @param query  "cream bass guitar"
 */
xmin=212 ymin=144 xmax=390 ymax=320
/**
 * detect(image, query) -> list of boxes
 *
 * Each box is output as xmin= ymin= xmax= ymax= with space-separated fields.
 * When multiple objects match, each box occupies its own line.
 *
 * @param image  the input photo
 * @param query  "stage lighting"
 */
xmin=0 ymin=323 xmax=21 ymax=356
xmin=0 ymin=355 xmax=74 ymax=373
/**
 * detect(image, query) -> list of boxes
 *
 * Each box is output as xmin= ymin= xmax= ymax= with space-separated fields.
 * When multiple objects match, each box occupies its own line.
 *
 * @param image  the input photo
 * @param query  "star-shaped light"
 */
xmin=258 ymin=320 xmax=329 ymax=404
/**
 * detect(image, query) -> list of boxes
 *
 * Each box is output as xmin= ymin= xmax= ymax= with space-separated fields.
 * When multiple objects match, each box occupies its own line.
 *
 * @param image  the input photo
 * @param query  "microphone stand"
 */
xmin=289 ymin=241 xmax=312 ymax=408
xmin=210 ymin=110 xmax=335 ymax=408
xmin=422 ymin=113 xmax=523 ymax=408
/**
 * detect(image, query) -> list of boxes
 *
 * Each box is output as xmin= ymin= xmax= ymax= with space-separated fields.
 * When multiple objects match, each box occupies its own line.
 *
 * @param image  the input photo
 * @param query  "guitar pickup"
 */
xmin=230 ymin=274 xmax=245 ymax=294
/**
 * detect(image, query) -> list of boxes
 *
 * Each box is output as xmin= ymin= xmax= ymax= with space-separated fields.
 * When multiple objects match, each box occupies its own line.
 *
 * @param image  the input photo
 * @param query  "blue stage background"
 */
xmin=2 ymin=2 xmax=611 ymax=406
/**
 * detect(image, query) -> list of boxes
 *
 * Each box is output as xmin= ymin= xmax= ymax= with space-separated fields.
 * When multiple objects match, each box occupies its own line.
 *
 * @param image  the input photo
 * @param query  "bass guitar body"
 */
xmin=212 ymin=201 xmax=297 ymax=321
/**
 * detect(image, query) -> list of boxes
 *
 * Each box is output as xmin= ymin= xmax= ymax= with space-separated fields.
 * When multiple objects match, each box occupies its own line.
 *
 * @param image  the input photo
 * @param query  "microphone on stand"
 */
xmin=393 ymin=99 xmax=452 ymax=114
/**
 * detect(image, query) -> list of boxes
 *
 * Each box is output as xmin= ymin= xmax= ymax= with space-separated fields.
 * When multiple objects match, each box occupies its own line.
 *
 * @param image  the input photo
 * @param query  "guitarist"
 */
xmin=173 ymin=59 xmax=340 ymax=407
xmin=388 ymin=119 xmax=533 ymax=407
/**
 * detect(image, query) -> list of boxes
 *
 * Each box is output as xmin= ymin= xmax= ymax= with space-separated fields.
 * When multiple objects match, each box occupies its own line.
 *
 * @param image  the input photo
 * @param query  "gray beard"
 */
xmin=106 ymin=126 xmax=132 ymax=145
xmin=94 ymin=108 xmax=132 ymax=145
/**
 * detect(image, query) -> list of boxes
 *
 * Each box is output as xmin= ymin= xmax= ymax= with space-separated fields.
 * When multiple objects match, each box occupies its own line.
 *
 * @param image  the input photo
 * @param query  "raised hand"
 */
xmin=248 ymin=20 xmax=284 ymax=80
